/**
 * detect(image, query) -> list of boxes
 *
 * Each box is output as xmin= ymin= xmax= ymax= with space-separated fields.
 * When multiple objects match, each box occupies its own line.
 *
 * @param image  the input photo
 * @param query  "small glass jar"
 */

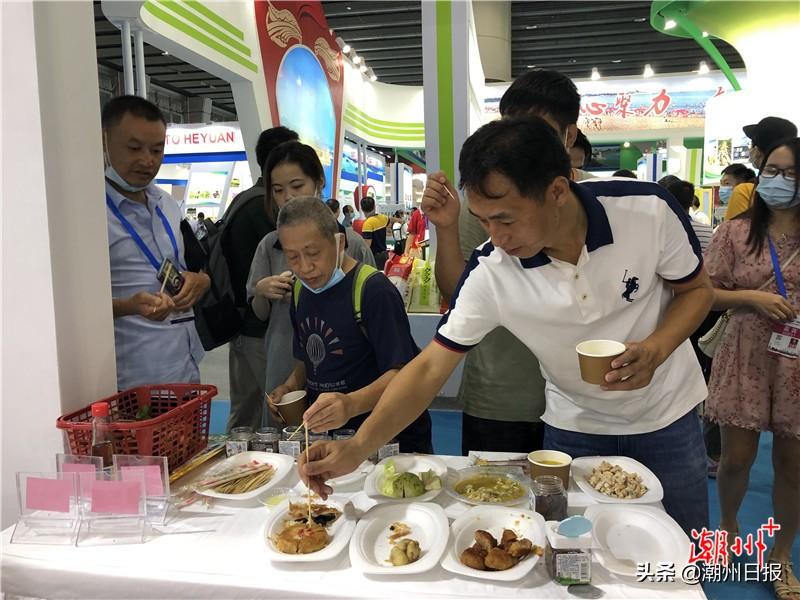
xmin=278 ymin=426 xmax=302 ymax=458
xmin=531 ymin=475 xmax=568 ymax=522
xmin=332 ymin=428 xmax=356 ymax=441
xmin=375 ymin=438 xmax=400 ymax=462
xmin=251 ymin=427 xmax=280 ymax=453
xmin=307 ymin=432 xmax=329 ymax=449
xmin=226 ymin=426 xmax=254 ymax=457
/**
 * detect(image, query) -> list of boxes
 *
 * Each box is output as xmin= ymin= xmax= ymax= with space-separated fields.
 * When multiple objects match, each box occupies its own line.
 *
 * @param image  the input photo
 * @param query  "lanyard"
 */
xmin=106 ymin=194 xmax=184 ymax=271
xmin=768 ymin=237 xmax=787 ymax=298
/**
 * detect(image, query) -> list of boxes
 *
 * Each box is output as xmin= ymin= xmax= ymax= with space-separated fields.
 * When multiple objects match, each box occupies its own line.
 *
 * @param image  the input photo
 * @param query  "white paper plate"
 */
xmin=327 ymin=461 xmax=374 ymax=491
xmin=571 ymin=456 xmax=664 ymax=504
xmin=263 ymin=496 xmax=356 ymax=562
xmin=363 ymin=455 xmax=447 ymax=503
xmin=348 ymin=502 xmax=449 ymax=575
xmin=585 ymin=504 xmax=691 ymax=576
xmin=441 ymin=505 xmax=546 ymax=581
xmin=196 ymin=452 xmax=294 ymax=500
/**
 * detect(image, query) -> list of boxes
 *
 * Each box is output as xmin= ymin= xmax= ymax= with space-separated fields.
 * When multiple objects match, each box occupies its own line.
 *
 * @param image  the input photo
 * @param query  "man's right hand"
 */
xmin=256 ymin=275 xmax=294 ymax=301
xmin=298 ymin=439 xmax=365 ymax=500
xmin=128 ymin=291 xmax=174 ymax=321
xmin=421 ymin=171 xmax=460 ymax=230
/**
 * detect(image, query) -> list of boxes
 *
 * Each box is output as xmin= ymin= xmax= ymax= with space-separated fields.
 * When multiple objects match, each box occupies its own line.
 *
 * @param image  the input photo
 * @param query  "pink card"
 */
xmin=120 ymin=465 xmax=165 ymax=496
xmin=26 ymin=477 xmax=73 ymax=513
xmin=62 ymin=463 xmax=100 ymax=498
xmin=90 ymin=480 xmax=142 ymax=514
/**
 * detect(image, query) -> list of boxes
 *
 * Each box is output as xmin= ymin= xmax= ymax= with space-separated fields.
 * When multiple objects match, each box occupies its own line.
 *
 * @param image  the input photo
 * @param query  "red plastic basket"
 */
xmin=56 ymin=384 xmax=217 ymax=471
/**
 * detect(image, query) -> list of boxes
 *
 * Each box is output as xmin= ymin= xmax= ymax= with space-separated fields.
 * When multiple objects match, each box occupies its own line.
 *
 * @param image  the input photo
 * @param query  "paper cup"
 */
xmin=576 ymin=340 xmax=626 ymax=385
xmin=527 ymin=450 xmax=572 ymax=489
xmin=275 ymin=391 xmax=307 ymax=426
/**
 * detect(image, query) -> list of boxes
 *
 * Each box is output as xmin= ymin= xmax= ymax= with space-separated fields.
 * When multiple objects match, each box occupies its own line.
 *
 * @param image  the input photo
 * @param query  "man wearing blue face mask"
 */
xmin=265 ymin=197 xmax=432 ymax=453
xmin=103 ymin=95 xmax=209 ymax=390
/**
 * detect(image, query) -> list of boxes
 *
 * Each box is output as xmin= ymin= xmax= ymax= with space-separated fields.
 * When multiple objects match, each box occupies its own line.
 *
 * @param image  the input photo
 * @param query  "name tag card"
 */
xmin=768 ymin=318 xmax=800 ymax=359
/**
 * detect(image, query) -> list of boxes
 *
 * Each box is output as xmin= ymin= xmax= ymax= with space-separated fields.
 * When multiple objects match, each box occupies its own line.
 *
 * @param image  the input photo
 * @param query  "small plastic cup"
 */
xmin=258 ymin=486 xmax=293 ymax=508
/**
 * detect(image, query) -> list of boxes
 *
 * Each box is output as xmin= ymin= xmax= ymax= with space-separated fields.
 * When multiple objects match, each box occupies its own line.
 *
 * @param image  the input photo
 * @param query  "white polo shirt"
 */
xmin=436 ymin=179 xmax=708 ymax=435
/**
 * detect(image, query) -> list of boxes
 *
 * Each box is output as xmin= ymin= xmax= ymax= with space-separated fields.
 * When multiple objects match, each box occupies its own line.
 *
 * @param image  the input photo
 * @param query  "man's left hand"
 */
xmin=601 ymin=340 xmax=664 ymax=391
xmin=173 ymin=271 xmax=211 ymax=311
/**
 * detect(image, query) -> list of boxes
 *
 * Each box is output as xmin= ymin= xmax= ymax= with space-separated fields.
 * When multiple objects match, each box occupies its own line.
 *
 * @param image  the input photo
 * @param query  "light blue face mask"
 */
xmin=718 ymin=185 xmax=733 ymax=205
xmin=299 ymin=233 xmax=346 ymax=294
xmin=757 ymin=175 xmax=800 ymax=209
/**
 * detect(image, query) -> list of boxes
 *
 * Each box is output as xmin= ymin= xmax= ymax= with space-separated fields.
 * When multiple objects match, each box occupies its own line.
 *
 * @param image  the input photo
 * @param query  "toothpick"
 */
xmin=285 ymin=422 xmax=307 ymax=441
xmin=305 ymin=421 xmax=311 ymax=525
xmin=443 ymin=186 xmax=457 ymax=202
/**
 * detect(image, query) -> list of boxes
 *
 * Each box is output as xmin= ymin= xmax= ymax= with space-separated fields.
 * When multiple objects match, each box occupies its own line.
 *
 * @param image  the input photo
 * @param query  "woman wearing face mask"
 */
xmin=247 ymin=142 xmax=373 ymax=418
xmin=704 ymin=138 xmax=800 ymax=600
xmin=720 ymin=163 xmax=757 ymax=221
xmin=263 ymin=197 xmax=432 ymax=453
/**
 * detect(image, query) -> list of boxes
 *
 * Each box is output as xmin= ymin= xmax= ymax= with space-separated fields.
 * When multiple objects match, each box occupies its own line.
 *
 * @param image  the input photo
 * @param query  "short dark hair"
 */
xmin=666 ymin=180 xmax=695 ymax=212
xmin=458 ymin=117 xmax=572 ymax=200
xmin=101 ymin=95 xmax=166 ymax=129
xmin=499 ymin=69 xmax=580 ymax=131
xmin=255 ymin=126 xmax=298 ymax=169
xmin=613 ymin=169 xmax=637 ymax=179
xmin=361 ymin=196 xmax=376 ymax=213
xmin=197 ymin=212 xmax=205 ymax=219
xmin=343 ymin=205 xmax=355 ymax=215
xmin=721 ymin=163 xmax=756 ymax=184
xmin=326 ymin=198 xmax=340 ymax=213
xmin=573 ymin=130 xmax=592 ymax=160
xmin=657 ymin=174 xmax=682 ymax=189
xmin=263 ymin=141 xmax=325 ymax=220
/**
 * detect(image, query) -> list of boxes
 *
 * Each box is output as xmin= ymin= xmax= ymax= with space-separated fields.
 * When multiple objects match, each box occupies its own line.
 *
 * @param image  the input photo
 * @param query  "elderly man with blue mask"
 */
xmin=103 ymin=95 xmax=209 ymax=390
xmin=263 ymin=197 xmax=432 ymax=454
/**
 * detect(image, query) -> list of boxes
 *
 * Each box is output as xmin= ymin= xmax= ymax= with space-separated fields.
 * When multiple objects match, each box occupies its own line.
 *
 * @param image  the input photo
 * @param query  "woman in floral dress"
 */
xmin=704 ymin=138 xmax=800 ymax=600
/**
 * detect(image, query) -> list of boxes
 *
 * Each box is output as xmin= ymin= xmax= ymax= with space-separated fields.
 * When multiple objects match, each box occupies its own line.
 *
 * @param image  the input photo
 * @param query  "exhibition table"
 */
xmin=1 ymin=454 xmax=705 ymax=599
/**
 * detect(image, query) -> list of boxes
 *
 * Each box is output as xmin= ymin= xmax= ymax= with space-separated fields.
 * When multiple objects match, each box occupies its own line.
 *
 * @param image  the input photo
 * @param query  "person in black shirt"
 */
xmin=266 ymin=197 xmax=432 ymax=453
xmin=222 ymin=126 xmax=298 ymax=431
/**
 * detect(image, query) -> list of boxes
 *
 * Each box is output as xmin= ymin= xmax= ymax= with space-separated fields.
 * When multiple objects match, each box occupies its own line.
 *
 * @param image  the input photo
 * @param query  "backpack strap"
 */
xmin=352 ymin=262 xmax=379 ymax=327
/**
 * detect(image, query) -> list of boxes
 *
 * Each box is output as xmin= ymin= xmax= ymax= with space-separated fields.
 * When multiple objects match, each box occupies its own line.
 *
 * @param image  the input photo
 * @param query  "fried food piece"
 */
xmin=390 ymin=545 xmax=411 ymax=566
xmin=474 ymin=529 xmax=497 ymax=551
xmin=532 ymin=544 xmax=545 ymax=557
xmin=470 ymin=542 xmax=487 ymax=558
xmin=507 ymin=538 xmax=532 ymax=559
xmin=484 ymin=546 xmax=517 ymax=571
xmin=287 ymin=502 xmax=342 ymax=526
xmin=500 ymin=529 xmax=517 ymax=549
xmin=460 ymin=547 xmax=486 ymax=570
xmin=273 ymin=522 xmax=330 ymax=554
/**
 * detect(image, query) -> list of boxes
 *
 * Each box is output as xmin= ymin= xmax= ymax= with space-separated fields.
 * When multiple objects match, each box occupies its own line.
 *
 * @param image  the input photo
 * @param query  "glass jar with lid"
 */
xmin=251 ymin=427 xmax=280 ymax=453
xmin=226 ymin=426 xmax=253 ymax=457
xmin=531 ymin=475 xmax=568 ymax=522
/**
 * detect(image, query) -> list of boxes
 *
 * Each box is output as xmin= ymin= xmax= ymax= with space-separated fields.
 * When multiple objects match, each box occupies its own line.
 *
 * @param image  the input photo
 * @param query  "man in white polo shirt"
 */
xmin=301 ymin=117 xmax=714 ymax=535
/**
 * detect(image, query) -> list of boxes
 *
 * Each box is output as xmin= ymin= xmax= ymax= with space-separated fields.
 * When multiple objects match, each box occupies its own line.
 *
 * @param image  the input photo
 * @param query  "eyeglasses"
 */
xmin=761 ymin=165 xmax=797 ymax=181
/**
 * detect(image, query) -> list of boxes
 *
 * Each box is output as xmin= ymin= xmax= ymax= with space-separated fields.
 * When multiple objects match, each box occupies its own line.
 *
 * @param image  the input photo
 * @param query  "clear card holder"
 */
xmin=112 ymin=454 xmax=170 ymax=524
xmin=12 ymin=472 xmax=81 ymax=545
xmin=76 ymin=469 xmax=146 ymax=546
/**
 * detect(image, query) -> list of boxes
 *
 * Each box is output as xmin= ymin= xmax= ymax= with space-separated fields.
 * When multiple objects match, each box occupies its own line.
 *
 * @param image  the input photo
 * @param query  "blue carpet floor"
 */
xmin=210 ymin=400 xmax=797 ymax=599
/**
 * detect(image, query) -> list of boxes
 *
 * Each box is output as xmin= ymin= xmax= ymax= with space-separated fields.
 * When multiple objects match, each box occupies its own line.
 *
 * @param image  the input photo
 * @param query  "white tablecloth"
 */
xmin=1 ymin=454 xmax=705 ymax=599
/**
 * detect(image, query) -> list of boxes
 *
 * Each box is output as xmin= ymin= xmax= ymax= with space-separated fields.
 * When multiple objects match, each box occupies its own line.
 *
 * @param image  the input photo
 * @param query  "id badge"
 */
xmin=157 ymin=257 xmax=184 ymax=296
xmin=767 ymin=318 xmax=800 ymax=359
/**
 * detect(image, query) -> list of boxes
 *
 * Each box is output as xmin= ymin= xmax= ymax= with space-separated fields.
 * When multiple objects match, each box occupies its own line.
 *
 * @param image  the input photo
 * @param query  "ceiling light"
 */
xmin=341 ymin=44 xmax=351 ymax=54
xmin=161 ymin=50 xmax=169 ymax=56
xmin=611 ymin=59 xmax=622 ymax=64
xmin=346 ymin=5 xmax=351 ymax=10
xmin=526 ymin=64 xmax=537 ymax=69
xmin=698 ymin=61 xmax=710 ymax=74
xmin=643 ymin=63 xmax=654 ymax=78
xmin=370 ymin=74 xmax=378 ymax=82
xmin=335 ymin=37 xmax=351 ymax=54
xmin=634 ymin=17 xmax=647 ymax=22
xmin=526 ymin=25 xmax=538 ymax=30
xmin=353 ymin=55 xmax=362 ymax=65
xmin=702 ymin=31 xmax=709 ymax=37
xmin=359 ymin=64 xmax=367 ymax=73
xmin=664 ymin=19 xmax=677 ymax=30
xmin=624 ymin=141 xmax=631 ymax=148
xmin=591 ymin=67 xmax=601 ymax=81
